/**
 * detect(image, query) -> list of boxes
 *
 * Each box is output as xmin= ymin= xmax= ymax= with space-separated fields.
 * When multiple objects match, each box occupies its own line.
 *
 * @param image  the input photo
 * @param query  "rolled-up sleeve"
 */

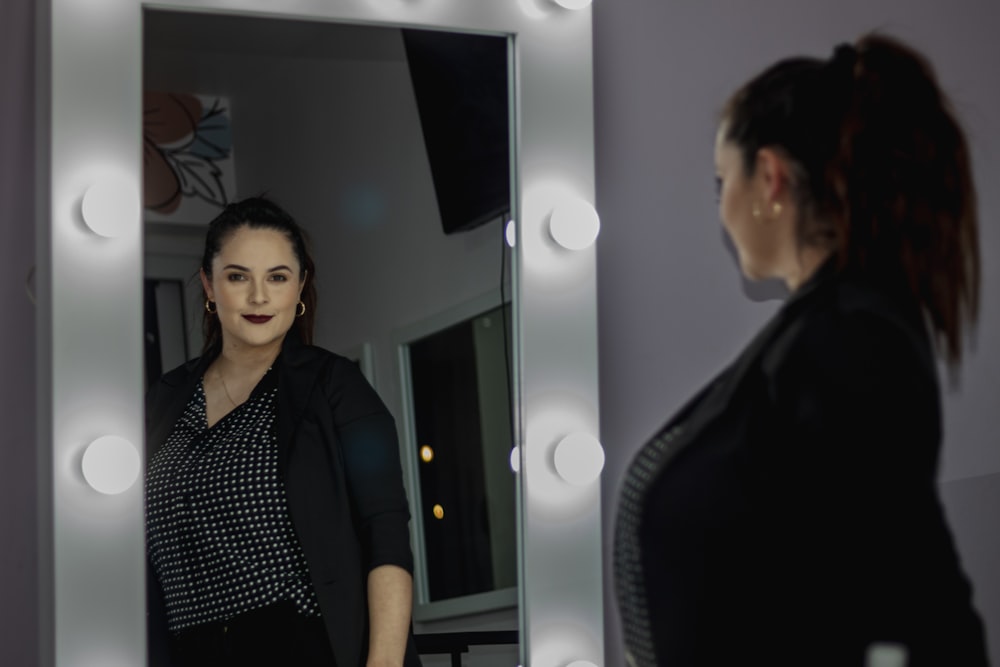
xmin=328 ymin=360 xmax=414 ymax=575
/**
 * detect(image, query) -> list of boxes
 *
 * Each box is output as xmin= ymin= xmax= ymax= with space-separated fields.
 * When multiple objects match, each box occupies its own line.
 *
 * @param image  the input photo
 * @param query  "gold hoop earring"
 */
xmin=752 ymin=203 xmax=762 ymax=220
xmin=296 ymin=301 xmax=306 ymax=317
xmin=772 ymin=201 xmax=783 ymax=218
xmin=205 ymin=299 xmax=217 ymax=314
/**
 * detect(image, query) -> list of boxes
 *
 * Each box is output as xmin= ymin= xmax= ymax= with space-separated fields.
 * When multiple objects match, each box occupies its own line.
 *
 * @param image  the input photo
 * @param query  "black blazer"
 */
xmin=618 ymin=262 xmax=989 ymax=666
xmin=146 ymin=332 xmax=421 ymax=667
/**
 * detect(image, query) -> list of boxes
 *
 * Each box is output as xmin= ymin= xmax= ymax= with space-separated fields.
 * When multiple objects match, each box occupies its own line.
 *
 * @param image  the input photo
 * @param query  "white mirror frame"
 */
xmin=36 ymin=1 xmax=600 ymax=666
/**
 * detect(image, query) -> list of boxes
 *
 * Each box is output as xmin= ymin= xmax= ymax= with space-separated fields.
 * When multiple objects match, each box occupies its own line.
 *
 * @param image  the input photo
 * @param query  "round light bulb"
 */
xmin=80 ymin=175 xmax=140 ymax=238
xmin=549 ymin=198 xmax=600 ymax=250
xmin=553 ymin=0 xmax=593 ymax=9
xmin=81 ymin=435 xmax=141 ymax=495
xmin=553 ymin=432 xmax=604 ymax=485
xmin=509 ymin=446 xmax=521 ymax=473
xmin=866 ymin=643 xmax=908 ymax=667
xmin=505 ymin=219 xmax=517 ymax=247
xmin=420 ymin=445 xmax=434 ymax=463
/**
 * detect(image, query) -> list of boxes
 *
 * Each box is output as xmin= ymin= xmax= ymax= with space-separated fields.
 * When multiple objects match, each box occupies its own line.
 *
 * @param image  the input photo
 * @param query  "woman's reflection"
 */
xmin=145 ymin=197 xmax=421 ymax=666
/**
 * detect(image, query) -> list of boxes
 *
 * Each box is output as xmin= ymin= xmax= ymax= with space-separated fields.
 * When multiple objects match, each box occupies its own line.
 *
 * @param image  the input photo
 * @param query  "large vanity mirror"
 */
xmin=38 ymin=1 xmax=599 ymax=665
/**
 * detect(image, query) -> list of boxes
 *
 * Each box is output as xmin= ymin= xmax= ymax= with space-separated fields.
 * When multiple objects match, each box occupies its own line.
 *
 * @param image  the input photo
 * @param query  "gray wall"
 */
xmin=593 ymin=1 xmax=1000 ymax=665
xmin=0 ymin=0 xmax=38 ymax=665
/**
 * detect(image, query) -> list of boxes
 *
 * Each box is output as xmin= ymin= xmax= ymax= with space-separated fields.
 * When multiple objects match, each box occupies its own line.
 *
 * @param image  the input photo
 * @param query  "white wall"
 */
xmin=594 ymin=1 xmax=1000 ymax=664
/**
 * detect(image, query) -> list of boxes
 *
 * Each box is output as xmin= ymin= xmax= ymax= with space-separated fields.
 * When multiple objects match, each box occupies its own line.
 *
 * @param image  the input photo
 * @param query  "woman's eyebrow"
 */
xmin=220 ymin=264 xmax=293 ymax=272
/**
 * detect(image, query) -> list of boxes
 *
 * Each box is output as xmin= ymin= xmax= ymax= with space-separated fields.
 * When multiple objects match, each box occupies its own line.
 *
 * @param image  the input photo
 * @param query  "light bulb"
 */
xmin=505 ymin=219 xmax=517 ymax=247
xmin=865 ymin=643 xmax=908 ymax=667
xmin=553 ymin=433 xmax=604 ymax=485
xmin=80 ymin=174 xmax=140 ymax=237
xmin=81 ymin=435 xmax=141 ymax=495
xmin=510 ymin=446 xmax=521 ymax=473
xmin=549 ymin=198 xmax=600 ymax=250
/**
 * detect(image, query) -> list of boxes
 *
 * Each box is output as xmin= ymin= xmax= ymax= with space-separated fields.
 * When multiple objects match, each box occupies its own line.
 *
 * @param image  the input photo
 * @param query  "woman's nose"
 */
xmin=248 ymin=279 xmax=268 ymax=304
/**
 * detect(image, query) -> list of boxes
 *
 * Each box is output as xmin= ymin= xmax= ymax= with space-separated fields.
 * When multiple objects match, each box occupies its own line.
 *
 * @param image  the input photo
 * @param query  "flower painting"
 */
xmin=143 ymin=92 xmax=236 ymax=223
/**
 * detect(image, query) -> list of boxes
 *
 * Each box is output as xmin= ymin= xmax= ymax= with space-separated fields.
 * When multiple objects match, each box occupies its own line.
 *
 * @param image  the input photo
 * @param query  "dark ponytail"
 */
xmin=723 ymin=33 xmax=979 ymax=368
xmin=200 ymin=196 xmax=317 ymax=356
xmin=835 ymin=34 xmax=979 ymax=368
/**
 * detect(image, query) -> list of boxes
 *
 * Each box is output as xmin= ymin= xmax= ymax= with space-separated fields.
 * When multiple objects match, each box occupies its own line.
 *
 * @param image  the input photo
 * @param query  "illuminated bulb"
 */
xmin=420 ymin=445 xmax=434 ymax=463
xmin=81 ymin=435 xmax=140 ymax=495
xmin=553 ymin=0 xmax=592 ymax=9
xmin=866 ymin=643 xmax=908 ymax=667
xmin=553 ymin=432 xmax=604 ymax=485
xmin=505 ymin=219 xmax=517 ymax=247
xmin=509 ymin=446 xmax=520 ymax=473
xmin=80 ymin=175 xmax=140 ymax=238
xmin=549 ymin=198 xmax=600 ymax=250
xmin=432 ymin=504 xmax=445 ymax=520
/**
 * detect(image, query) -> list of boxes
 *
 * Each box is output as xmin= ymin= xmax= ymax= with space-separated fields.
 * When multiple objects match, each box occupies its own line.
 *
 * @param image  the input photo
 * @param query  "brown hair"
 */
xmin=721 ymin=33 xmax=979 ymax=368
xmin=200 ymin=196 xmax=317 ymax=355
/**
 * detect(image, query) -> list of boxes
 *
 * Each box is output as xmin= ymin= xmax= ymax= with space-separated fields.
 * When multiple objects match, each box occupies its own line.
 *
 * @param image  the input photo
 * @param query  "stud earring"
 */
xmin=772 ymin=201 xmax=783 ymax=217
xmin=752 ymin=203 xmax=762 ymax=219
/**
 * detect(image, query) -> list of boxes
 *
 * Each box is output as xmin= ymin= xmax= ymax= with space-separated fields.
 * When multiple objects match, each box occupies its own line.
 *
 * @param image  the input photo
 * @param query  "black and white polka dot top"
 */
xmin=145 ymin=369 xmax=321 ymax=632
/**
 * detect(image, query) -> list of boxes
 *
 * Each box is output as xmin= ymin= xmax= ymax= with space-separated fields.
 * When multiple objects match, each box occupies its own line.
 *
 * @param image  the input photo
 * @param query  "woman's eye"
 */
xmin=227 ymin=273 xmax=246 ymax=282
xmin=269 ymin=274 xmax=287 ymax=282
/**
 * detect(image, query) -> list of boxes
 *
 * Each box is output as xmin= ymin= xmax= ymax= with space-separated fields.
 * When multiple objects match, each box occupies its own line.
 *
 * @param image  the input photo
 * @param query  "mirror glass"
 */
xmin=142 ymin=7 xmax=517 ymax=621
xmin=404 ymin=301 xmax=516 ymax=602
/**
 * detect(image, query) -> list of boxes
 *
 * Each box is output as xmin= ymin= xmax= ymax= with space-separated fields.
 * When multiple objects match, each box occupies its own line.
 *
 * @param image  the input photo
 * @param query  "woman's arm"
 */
xmin=329 ymin=358 xmax=417 ymax=664
xmin=365 ymin=564 xmax=413 ymax=667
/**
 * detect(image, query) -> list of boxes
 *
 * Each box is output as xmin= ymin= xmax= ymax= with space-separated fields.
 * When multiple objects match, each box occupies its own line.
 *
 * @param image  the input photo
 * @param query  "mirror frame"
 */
xmin=36 ymin=1 xmax=600 ymax=665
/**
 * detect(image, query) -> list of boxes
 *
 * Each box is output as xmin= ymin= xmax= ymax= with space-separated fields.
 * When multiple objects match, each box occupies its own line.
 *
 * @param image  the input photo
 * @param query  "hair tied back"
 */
xmin=831 ymin=42 xmax=859 ymax=77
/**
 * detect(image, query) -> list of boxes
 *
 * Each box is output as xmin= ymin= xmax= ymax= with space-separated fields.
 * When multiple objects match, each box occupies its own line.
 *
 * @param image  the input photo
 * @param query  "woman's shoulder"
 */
xmin=282 ymin=341 xmax=360 ymax=380
xmin=281 ymin=341 xmax=378 ymax=400
xmin=767 ymin=272 xmax=936 ymax=384
xmin=158 ymin=357 xmax=203 ymax=385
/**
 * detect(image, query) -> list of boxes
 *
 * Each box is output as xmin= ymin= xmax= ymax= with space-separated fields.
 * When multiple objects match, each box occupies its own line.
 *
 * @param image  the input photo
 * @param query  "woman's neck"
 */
xmin=215 ymin=338 xmax=283 ymax=378
xmin=785 ymin=245 xmax=834 ymax=292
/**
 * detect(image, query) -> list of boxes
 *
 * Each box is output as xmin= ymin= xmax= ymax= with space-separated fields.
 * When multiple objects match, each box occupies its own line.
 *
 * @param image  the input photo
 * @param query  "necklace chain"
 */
xmin=217 ymin=370 xmax=240 ymax=408
xmin=215 ymin=365 xmax=272 ymax=408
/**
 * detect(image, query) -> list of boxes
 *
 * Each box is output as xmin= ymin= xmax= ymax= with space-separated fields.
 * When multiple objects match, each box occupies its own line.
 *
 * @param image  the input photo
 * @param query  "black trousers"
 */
xmin=169 ymin=600 xmax=337 ymax=667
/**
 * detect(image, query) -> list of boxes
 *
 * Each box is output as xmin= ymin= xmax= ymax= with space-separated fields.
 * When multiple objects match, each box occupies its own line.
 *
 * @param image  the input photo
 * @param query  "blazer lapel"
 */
xmin=656 ymin=263 xmax=835 ymax=461
xmin=274 ymin=333 xmax=327 ymax=479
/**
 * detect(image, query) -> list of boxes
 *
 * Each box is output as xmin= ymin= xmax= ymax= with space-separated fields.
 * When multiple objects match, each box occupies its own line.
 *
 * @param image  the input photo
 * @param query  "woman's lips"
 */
xmin=243 ymin=315 xmax=273 ymax=324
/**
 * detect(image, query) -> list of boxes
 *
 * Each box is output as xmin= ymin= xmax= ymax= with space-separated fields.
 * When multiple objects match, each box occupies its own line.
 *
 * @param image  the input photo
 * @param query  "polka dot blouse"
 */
xmin=145 ymin=369 xmax=321 ymax=632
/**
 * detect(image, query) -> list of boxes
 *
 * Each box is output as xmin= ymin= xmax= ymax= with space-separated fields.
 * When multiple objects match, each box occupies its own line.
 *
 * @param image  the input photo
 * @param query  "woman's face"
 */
xmin=714 ymin=124 xmax=790 ymax=282
xmin=201 ymin=226 xmax=304 ymax=355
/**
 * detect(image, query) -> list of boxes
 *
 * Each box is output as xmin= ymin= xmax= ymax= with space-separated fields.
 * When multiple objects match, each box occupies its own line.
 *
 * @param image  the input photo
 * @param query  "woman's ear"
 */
xmin=755 ymin=147 xmax=793 ymax=203
xmin=199 ymin=268 xmax=214 ymax=301
xmin=299 ymin=270 xmax=308 ymax=298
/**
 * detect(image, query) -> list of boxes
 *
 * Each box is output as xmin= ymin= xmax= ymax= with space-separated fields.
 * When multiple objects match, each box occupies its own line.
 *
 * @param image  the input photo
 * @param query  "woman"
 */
xmin=614 ymin=35 xmax=989 ymax=666
xmin=145 ymin=197 xmax=422 ymax=667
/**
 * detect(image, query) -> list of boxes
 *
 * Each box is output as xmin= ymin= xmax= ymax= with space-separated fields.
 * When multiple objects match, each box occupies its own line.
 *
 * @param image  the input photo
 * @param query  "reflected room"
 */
xmin=142 ymin=8 xmax=518 ymax=663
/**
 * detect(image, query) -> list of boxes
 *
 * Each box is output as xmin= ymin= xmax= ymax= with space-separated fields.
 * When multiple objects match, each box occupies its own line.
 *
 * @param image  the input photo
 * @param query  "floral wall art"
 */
xmin=143 ymin=91 xmax=236 ymax=223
